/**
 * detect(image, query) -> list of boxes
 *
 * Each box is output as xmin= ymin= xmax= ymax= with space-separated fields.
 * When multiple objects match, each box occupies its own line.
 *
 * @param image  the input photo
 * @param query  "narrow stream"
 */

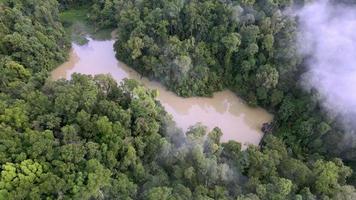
xmin=51 ymin=38 xmax=273 ymax=148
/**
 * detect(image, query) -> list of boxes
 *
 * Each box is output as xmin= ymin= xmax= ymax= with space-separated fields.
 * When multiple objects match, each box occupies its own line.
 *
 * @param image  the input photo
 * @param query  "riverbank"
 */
xmin=51 ymin=35 xmax=273 ymax=148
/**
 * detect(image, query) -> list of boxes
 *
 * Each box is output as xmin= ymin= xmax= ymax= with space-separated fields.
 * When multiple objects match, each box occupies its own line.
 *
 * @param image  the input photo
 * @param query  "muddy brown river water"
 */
xmin=51 ymin=38 xmax=273 ymax=148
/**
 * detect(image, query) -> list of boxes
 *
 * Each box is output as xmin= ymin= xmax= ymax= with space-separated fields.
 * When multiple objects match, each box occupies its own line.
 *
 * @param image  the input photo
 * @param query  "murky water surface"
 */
xmin=51 ymin=38 xmax=273 ymax=148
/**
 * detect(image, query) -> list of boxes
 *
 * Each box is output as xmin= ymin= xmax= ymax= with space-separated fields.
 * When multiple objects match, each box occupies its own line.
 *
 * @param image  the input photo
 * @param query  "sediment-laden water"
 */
xmin=51 ymin=38 xmax=273 ymax=148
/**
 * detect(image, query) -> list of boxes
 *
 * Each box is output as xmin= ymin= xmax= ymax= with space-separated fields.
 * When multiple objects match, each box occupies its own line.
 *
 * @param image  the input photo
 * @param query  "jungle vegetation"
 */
xmin=0 ymin=0 xmax=356 ymax=199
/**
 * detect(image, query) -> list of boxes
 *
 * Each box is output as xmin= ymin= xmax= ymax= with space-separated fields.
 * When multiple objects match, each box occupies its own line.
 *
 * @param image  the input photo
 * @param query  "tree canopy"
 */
xmin=0 ymin=0 xmax=356 ymax=199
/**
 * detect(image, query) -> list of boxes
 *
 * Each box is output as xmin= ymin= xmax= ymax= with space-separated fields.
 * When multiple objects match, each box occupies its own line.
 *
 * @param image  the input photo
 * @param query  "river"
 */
xmin=51 ymin=37 xmax=273 ymax=148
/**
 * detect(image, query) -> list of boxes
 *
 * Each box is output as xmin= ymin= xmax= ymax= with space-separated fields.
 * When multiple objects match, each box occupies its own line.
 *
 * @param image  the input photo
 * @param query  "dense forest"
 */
xmin=0 ymin=0 xmax=356 ymax=199
xmin=95 ymin=0 xmax=356 ymax=163
xmin=90 ymin=0 xmax=312 ymax=155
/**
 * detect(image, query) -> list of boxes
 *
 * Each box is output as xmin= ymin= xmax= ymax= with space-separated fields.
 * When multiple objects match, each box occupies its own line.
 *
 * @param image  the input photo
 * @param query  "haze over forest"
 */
xmin=1 ymin=0 xmax=356 ymax=199
xmin=299 ymin=1 xmax=356 ymax=132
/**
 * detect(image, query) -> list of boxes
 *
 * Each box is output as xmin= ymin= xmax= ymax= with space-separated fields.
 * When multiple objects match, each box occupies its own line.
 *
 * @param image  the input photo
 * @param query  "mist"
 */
xmin=298 ymin=0 xmax=356 ymax=132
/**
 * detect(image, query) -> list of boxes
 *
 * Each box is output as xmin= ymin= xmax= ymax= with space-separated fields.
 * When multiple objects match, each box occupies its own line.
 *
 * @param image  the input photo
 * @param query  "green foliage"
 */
xmin=0 ymin=0 xmax=70 ymax=82
xmin=1 ymin=0 xmax=356 ymax=199
xmin=94 ymin=0 xmax=334 ymax=159
xmin=59 ymin=6 xmax=88 ymax=23
xmin=98 ymin=0 xmax=342 ymax=164
xmin=58 ymin=0 xmax=93 ymax=10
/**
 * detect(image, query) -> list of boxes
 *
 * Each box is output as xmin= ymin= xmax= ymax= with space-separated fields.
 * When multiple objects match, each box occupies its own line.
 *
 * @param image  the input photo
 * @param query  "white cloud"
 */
xmin=298 ymin=0 xmax=356 ymax=121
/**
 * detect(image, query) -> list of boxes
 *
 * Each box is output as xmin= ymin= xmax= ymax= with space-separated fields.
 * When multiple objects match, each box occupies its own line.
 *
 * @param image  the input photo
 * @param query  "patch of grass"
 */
xmin=59 ymin=7 xmax=114 ymax=45
xmin=91 ymin=28 xmax=114 ymax=41
xmin=0 ymin=0 xmax=6 ymax=8
xmin=60 ymin=7 xmax=92 ymax=45
xmin=72 ymin=34 xmax=89 ymax=45
xmin=60 ymin=6 xmax=89 ymax=26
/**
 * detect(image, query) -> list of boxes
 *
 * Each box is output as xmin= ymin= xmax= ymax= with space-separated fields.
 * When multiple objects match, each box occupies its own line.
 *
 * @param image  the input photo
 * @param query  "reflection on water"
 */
xmin=51 ymin=38 xmax=273 ymax=148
